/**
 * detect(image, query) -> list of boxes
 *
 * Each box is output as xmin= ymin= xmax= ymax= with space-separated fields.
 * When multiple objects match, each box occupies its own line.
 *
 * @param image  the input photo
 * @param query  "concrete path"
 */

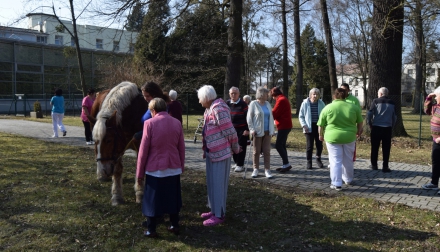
xmin=1 ymin=119 xmax=439 ymax=212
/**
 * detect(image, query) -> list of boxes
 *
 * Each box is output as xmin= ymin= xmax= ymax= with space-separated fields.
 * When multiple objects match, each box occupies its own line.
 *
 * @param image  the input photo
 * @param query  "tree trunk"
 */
xmin=224 ymin=0 xmax=243 ymax=100
xmin=319 ymin=0 xmax=338 ymax=92
xmin=369 ymin=0 xmax=407 ymax=136
xmin=412 ymin=0 xmax=423 ymax=114
xmin=69 ymin=0 xmax=87 ymax=97
xmin=281 ymin=0 xmax=289 ymax=98
xmin=293 ymin=0 xmax=303 ymax=114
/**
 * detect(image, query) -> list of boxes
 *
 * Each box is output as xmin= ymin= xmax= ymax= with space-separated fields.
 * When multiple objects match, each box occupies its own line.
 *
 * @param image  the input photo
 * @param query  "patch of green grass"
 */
xmin=1 ymin=132 xmax=439 ymax=251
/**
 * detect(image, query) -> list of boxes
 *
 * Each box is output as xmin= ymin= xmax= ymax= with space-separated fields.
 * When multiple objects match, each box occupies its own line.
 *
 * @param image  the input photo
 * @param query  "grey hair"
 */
xmin=378 ymin=87 xmax=389 ymax=96
xmin=434 ymin=86 xmax=440 ymax=95
xmin=197 ymin=85 xmax=217 ymax=103
xmin=148 ymin=98 xmax=167 ymax=113
xmin=243 ymin=95 xmax=251 ymax=102
xmin=229 ymin=86 xmax=239 ymax=93
xmin=309 ymin=88 xmax=321 ymax=98
xmin=169 ymin=90 xmax=178 ymax=100
xmin=255 ymin=87 xmax=269 ymax=99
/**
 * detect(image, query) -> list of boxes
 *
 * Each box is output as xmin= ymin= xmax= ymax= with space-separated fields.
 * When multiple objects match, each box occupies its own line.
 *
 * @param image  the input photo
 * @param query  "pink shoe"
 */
xmin=203 ymin=216 xmax=225 ymax=226
xmin=200 ymin=212 xmax=214 ymax=219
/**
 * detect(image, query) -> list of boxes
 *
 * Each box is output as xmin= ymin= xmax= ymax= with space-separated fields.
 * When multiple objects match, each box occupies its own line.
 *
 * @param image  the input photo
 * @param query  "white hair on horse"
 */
xmin=93 ymin=81 xmax=139 ymax=141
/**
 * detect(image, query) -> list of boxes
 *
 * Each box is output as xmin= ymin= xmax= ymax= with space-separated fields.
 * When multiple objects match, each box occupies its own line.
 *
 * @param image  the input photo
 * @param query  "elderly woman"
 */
xmin=198 ymin=85 xmax=240 ymax=226
xmin=243 ymin=95 xmax=251 ymax=105
xmin=270 ymin=86 xmax=293 ymax=172
xmin=247 ymin=87 xmax=275 ymax=178
xmin=299 ymin=88 xmax=326 ymax=169
xmin=168 ymin=89 xmax=183 ymax=125
xmin=317 ymin=88 xmax=363 ymax=191
xmin=421 ymin=86 xmax=440 ymax=195
xmin=136 ymin=98 xmax=185 ymax=237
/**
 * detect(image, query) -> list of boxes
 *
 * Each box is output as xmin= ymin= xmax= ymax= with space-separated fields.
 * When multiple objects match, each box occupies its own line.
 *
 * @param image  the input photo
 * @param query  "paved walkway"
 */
xmin=1 ymin=119 xmax=439 ymax=212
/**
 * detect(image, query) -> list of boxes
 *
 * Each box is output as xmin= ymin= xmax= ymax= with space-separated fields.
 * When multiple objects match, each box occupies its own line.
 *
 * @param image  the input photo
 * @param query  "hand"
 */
xmin=436 ymin=137 xmax=440 ymax=144
xmin=319 ymin=135 xmax=324 ymax=141
xmin=137 ymin=177 xmax=144 ymax=185
xmin=303 ymin=126 xmax=309 ymax=133
xmin=243 ymin=130 xmax=249 ymax=136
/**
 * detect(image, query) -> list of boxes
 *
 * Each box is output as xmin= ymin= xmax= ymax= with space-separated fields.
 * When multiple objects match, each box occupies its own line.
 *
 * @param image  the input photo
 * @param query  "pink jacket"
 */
xmin=202 ymin=98 xmax=240 ymax=162
xmin=136 ymin=112 xmax=185 ymax=178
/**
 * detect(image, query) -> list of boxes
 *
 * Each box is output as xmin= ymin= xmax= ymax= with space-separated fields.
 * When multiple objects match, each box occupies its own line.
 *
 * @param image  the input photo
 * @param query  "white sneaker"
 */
xmin=265 ymin=170 xmax=273 ymax=179
xmin=91 ymin=141 xmax=95 ymax=144
xmin=86 ymin=141 xmax=93 ymax=145
xmin=344 ymin=181 xmax=351 ymax=186
xmin=251 ymin=169 xmax=259 ymax=178
xmin=234 ymin=166 xmax=244 ymax=172
xmin=51 ymin=135 xmax=58 ymax=138
xmin=330 ymin=184 xmax=342 ymax=191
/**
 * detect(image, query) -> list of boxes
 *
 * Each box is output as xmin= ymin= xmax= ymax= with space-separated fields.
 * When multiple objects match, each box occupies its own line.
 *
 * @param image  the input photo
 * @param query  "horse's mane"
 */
xmin=93 ymin=81 xmax=140 ymax=141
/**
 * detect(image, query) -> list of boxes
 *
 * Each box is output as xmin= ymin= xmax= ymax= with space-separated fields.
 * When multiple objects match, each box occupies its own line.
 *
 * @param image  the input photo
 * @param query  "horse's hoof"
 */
xmin=111 ymin=197 xmax=125 ymax=206
xmin=135 ymin=197 xmax=143 ymax=204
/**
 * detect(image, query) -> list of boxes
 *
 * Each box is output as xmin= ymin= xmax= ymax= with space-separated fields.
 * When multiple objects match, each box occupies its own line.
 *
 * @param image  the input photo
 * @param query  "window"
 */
xmin=129 ymin=43 xmax=135 ymax=53
xmin=55 ymin=35 xmax=63 ymax=45
xmin=427 ymin=68 xmax=435 ymax=76
xmin=408 ymin=69 xmax=413 ymax=75
xmin=355 ymin=90 xmax=358 ymax=97
xmin=113 ymin=41 xmax=119 ymax=51
xmin=36 ymin=36 xmax=47 ymax=43
xmin=427 ymin=82 xmax=434 ymax=87
xmin=71 ymin=37 xmax=76 ymax=46
xmin=96 ymin=39 xmax=103 ymax=49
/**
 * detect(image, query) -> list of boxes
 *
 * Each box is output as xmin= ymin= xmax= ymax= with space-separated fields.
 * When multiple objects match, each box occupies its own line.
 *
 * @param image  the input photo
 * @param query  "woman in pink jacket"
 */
xmin=136 ymin=98 xmax=185 ymax=238
xmin=198 ymin=85 xmax=240 ymax=226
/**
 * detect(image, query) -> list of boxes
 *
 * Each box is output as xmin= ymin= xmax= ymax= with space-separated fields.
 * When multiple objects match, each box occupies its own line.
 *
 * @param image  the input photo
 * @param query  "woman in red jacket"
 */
xmin=270 ymin=87 xmax=293 ymax=173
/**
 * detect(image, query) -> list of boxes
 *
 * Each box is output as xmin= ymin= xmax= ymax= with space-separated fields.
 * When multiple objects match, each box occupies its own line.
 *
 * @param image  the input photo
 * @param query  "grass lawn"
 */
xmin=1 ymin=132 xmax=439 ymax=251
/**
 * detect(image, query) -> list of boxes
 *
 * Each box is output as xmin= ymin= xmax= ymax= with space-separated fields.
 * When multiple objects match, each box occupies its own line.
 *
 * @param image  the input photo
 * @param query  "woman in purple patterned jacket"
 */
xmin=198 ymin=85 xmax=241 ymax=226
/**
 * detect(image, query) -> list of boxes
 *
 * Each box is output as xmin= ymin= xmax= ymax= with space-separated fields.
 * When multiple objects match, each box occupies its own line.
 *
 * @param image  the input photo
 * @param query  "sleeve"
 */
xmin=272 ymin=98 xmax=281 ymax=120
xmin=243 ymin=101 xmax=249 ymax=131
xmin=215 ymin=107 xmax=240 ymax=154
xmin=356 ymin=106 xmax=364 ymax=123
xmin=246 ymin=102 xmax=255 ymax=133
xmin=367 ymin=100 xmax=376 ymax=126
xmin=317 ymin=107 xmax=327 ymax=127
xmin=141 ymin=109 xmax=152 ymax=123
xmin=298 ymin=101 xmax=306 ymax=127
xmin=178 ymin=124 xmax=185 ymax=172
xmin=424 ymin=96 xmax=433 ymax=115
xmin=136 ymin=121 xmax=151 ymax=179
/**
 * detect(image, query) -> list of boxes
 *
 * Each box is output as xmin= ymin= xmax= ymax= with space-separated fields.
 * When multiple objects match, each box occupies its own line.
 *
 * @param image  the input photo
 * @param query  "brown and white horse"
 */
xmin=89 ymin=81 xmax=147 ymax=205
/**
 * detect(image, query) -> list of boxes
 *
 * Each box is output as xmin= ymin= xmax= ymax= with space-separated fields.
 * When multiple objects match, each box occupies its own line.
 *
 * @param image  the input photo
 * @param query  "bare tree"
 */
xmin=319 ymin=0 xmax=338 ymax=91
xmin=293 ymin=0 xmax=303 ymax=113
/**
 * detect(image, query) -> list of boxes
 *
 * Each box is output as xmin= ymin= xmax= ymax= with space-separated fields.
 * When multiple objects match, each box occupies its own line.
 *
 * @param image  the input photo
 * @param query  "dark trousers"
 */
xmin=146 ymin=214 xmax=179 ymax=233
xmin=431 ymin=141 xmax=440 ymax=185
xmin=370 ymin=126 xmax=392 ymax=168
xmin=305 ymin=122 xmax=323 ymax=161
xmin=82 ymin=121 xmax=93 ymax=142
xmin=232 ymin=129 xmax=248 ymax=166
xmin=276 ymin=128 xmax=291 ymax=165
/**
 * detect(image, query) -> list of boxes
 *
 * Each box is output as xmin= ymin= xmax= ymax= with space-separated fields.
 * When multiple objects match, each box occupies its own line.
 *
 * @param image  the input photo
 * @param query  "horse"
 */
xmin=88 ymin=81 xmax=148 ymax=206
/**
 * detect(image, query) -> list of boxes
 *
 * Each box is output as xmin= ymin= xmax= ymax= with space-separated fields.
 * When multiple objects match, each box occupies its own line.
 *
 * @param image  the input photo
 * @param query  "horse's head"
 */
xmin=92 ymin=111 xmax=127 ymax=181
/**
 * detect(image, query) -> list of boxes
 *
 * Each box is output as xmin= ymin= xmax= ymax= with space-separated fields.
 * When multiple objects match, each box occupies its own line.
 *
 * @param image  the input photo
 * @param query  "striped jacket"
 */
xmin=202 ymin=98 xmax=240 ymax=162
xmin=424 ymin=96 xmax=440 ymax=140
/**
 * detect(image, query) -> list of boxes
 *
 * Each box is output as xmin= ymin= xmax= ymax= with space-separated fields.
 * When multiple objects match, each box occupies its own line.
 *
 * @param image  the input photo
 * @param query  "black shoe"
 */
xmin=306 ymin=160 xmax=312 ymax=169
xmin=167 ymin=226 xmax=180 ymax=235
xmin=63 ymin=131 xmax=67 ymax=136
xmin=369 ymin=165 xmax=378 ymax=170
xmin=382 ymin=168 xmax=392 ymax=173
xmin=316 ymin=157 xmax=323 ymax=168
xmin=279 ymin=165 xmax=292 ymax=173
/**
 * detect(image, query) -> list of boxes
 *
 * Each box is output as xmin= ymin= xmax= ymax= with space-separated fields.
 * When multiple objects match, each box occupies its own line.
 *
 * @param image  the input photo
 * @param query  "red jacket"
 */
xmin=272 ymin=94 xmax=293 ymax=130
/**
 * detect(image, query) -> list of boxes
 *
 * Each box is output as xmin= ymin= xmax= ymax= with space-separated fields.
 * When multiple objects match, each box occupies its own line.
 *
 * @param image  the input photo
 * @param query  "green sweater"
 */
xmin=317 ymin=100 xmax=363 ymax=144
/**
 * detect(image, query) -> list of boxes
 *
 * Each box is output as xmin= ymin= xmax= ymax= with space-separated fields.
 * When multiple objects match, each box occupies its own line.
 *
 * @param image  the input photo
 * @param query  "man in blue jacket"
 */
xmin=367 ymin=87 xmax=397 ymax=172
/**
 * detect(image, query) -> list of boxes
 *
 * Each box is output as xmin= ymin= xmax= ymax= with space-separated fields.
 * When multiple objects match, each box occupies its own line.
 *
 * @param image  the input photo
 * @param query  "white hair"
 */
xmin=243 ymin=95 xmax=251 ymax=102
xmin=93 ymin=81 xmax=139 ymax=141
xmin=169 ymin=90 xmax=178 ymax=100
xmin=378 ymin=87 xmax=389 ymax=96
xmin=434 ymin=86 xmax=440 ymax=95
xmin=229 ymin=86 xmax=239 ymax=93
xmin=255 ymin=87 xmax=269 ymax=99
xmin=309 ymin=88 xmax=321 ymax=98
xmin=197 ymin=85 xmax=217 ymax=103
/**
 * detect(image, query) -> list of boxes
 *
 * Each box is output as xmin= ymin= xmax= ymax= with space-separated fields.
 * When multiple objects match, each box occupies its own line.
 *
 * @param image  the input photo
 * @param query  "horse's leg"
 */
xmin=111 ymin=160 xmax=124 ymax=206
xmin=134 ymin=177 xmax=144 ymax=203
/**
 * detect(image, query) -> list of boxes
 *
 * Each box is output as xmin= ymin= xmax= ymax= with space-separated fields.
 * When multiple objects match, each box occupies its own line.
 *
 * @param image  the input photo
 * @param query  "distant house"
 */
xmin=0 ymin=13 xmax=137 ymax=53
xmin=336 ymin=63 xmax=440 ymax=107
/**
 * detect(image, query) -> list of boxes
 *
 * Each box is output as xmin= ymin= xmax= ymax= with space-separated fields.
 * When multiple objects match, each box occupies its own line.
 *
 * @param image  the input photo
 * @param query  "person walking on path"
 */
xmin=198 ymin=85 xmax=241 ymax=226
xmin=317 ymin=88 xmax=363 ymax=191
xmin=421 ymin=87 xmax=440 ymax=194
xmin=50 ymin=88 xmax=66 ymax=138
xmin=168 ymin=90 xmax=183 ymax=125
xmin=270 ymin=87 xmax=293 ymax=173
xmin=299 ymin=88 xmax=326 ymax=169
xmin=247 ymin=87 xmax=275 ymax=178
xmin=136 ymin=98 xmax=185 ymax=238
xmin=226 ymin=87 xmax=249 ymax=172
xmin=367 ymin=87 xmax=396 ymax=172
xmin=81 ymin=88 xmax=96 ymax=145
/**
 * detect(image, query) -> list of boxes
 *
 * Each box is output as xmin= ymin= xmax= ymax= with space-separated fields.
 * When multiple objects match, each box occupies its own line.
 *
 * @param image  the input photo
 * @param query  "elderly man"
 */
xmin=367 ymin=87 xmax=397 ymax=172
xmin=226 ymin=87 xmax=250 ymax=172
